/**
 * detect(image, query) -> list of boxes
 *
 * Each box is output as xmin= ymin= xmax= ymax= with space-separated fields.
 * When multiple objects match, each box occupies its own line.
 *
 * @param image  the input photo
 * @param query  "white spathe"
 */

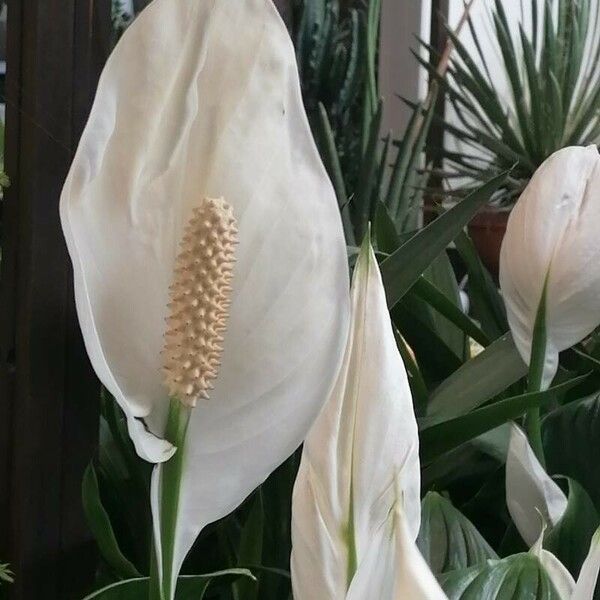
xmin=531 ymin=527 xmax=577 ymax=599
xmin=508 ymin=424 xmax=600 ymax=600
xmin=60 ymin=0 xmax=349 ymax=589
xmin=290 ymin=240 xmax=421 ymax=599
xmin=506 ymin=424 xmax=568 ymax=546
xmin=499 ymin=145 xmax=600 ymax=389
xmin=530 ymin=514 xmax=600 ymax=600
xmin=346 ymin=501 xmax=448 ymax=600
xmin=572 ymin=529 xmax=600 ymax=600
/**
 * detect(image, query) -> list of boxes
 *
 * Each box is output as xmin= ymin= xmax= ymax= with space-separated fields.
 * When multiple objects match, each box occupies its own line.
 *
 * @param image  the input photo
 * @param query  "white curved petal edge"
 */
xmin=530 ymin=529 xmax=576 ymax=599
xmin=291 ymin=239 xmax=420 ymax=599
xmin=61 ymin=0 xmax=350 ymax=590
xmin=499 ymin=145 xmax=600 ymax=388
xmin=346 ymin=501 xmax=448 ymax=600
xmin=573 ymin=528 xmax=600 ymax=600
xmin=506 ymin=424 xmax=567 ymax=546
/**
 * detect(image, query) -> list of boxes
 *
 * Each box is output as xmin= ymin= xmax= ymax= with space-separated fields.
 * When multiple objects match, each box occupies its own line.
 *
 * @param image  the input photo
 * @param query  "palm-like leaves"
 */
xmin=0 ymin=563 xmax=13 ymax=586
xmin=424 ymin=0 xmax=600 ymax=206
xmin=294 ymin=0 xmax=379 ymax=210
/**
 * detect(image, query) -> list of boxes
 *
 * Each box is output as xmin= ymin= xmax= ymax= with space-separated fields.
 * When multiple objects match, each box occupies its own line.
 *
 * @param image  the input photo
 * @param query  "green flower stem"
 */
xmin=346 ymin=484 xmax=358 ymax=590
xmin=149 ymin=399 xmax=191 ymax=600
xmin=149 ymin=544 xmax=161 ymax=600
xmin=525 ymin=282 xmax=548 ymax=468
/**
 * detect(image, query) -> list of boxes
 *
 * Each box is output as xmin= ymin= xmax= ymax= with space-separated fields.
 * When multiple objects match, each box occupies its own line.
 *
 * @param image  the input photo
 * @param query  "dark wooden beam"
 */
xmin=273 ymin=0 xmax=293 ymax=28
xmin=0 ymin=0 xmax=110 ymax=598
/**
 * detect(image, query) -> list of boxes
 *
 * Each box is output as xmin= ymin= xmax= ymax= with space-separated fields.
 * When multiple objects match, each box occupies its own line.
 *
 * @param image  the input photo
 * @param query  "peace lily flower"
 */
xmin=60 ymin=0 xmax=349 ymax=597
xmin=291 ymin=238 xmax=446 ymax=600
xmin=500 ymin=145 xmax=600 ymax=390
xmin=506 ymin=423 xmax=600 ymax=599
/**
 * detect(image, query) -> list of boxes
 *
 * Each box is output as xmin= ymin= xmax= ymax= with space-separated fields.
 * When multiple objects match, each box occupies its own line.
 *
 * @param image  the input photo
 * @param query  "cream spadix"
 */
xmin=60 ymin=0 xmax=350 ymax=592
xmin=499 ymin=145 xmax=600 ymax=388
xmin=163 ymin=198 xmax=237 ymax=406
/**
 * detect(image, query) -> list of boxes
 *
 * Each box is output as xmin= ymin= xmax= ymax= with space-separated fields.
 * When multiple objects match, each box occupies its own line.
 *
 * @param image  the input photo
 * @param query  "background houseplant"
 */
xmin=421 ymin=0 xmax=600 ymax=276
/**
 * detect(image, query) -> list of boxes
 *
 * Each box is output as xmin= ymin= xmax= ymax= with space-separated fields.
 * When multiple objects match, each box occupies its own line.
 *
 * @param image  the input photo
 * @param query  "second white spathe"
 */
xmin=505 ymin=423 xmax=568 ymax=546
xmin=499 ymin=145 xmax=600 ymax=388
xmin=291 ymin=239 xmax=423 ymax=599
xmin=507 ymin=423 xmax=600 ymax=600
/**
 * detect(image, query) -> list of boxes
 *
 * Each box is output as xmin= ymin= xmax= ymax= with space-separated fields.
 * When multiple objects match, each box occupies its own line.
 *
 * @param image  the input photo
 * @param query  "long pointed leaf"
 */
xmin=381 ymin=171 xmax=510 ymax=309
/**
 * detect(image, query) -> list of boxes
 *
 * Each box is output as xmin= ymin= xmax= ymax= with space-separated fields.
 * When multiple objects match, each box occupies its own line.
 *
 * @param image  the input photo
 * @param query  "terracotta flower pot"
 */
xmin=467 ymin=208 xmax=511 ymax=281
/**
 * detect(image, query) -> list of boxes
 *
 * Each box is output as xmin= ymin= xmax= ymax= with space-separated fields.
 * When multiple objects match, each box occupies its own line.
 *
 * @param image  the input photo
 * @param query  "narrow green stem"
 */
xmin=526 ymin=282 xmax=549 ymax=468
xmin=346 ymin=484 xmax=358 ymax=590
xmin=525 ymin=400 xmax=545 ymax=469
xmin=148 ymin=399 xmax=191 ymax=600
xmin=148 ymin=542 xmax=161 ymax=600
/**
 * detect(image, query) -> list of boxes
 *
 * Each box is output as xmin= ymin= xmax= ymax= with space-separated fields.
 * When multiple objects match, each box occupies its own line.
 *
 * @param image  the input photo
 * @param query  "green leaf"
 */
xmin=413 ymin=276 xmax=488 ymax=349
xmin=0 ymin=563 xmax=13 ymax=585
xmin=385 ymin=103 xmax=423 ymax=215
xmin=380 ymin=170 xmax=510 ymax=309
xmin=354 ymin=99 xmax=384 ymax=240
xmin=82 ymin=570 xmax=255 ymax=600
xmin=420 ymin=375 xmax=588 ymax=465
xmin=417 ymin=492 xmax=497 ymax=575
xmin=392 ymin=297 xmax=463 ymax=382
xmin=81 ymin=463 xmax=141 ymax=579
xmin=525 ymin=280 xmax=550 ymax=465
xmin=394 ymin=326 xmax=429 ymax=415
xmin=233 ymin=494 xmax=264 ymax=600
xmin=96 ymin=401 xmax=153 ymax=575
xmin=426 ymin=333 xmax=527 ymax=424
xmin=425 ymin=251 xmax=471 ymax=354
xmin=455 ymin=231 xmax=508 ymax=340
xmin=373 ymin=201 xmax=400 ymax=255
xmin=543 ymin=394 xmax=600 ymax=511
xmin=439 ymin=554 xmax=562 ymax=599
xmin=313 ymin=103 xmax=355 ymax=246
xmin=544 ymin=478 xmax=600 ymax=579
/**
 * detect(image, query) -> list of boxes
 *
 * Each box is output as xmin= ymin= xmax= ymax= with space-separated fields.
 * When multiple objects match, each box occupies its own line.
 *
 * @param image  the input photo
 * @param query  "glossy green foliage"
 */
xmin=440 ymin=554 xmax=562 ymax=600
xmin=418 ymin=493 xmax=498 ymax=575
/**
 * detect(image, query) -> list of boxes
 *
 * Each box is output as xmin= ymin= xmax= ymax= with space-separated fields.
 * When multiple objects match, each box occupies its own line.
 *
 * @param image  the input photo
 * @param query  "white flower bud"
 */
xmin=500 ymin=145 xmax=600 ymax=388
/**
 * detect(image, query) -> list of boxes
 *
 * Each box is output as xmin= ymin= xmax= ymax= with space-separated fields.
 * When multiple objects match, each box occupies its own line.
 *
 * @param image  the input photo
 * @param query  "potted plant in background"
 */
xmin=421 ymin=0 xmax=600 ymax=278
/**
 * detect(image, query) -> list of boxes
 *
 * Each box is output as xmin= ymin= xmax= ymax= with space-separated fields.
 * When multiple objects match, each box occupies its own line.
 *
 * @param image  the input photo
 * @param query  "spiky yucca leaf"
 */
xmin=424 ymin=0 xmax=600 ymax=206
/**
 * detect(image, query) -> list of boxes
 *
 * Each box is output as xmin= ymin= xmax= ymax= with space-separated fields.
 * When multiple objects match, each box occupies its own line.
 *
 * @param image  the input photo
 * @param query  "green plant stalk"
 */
xmin=345 ymin=482 xmax=358 ymax=591
xmin=526 ymin=281 xmax=549 ymax=468
xmin=149 ymin=399 xmax=191 ymax=600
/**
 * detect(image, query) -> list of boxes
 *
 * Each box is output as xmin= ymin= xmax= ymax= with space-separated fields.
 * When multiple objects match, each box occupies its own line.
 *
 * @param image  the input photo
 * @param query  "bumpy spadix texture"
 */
xmin=163 ymin=198 xmax=237 ymax=406
xmin=291 ymin=240 xmax=425 ymax=600
xmin=500 ymin=145 xmax=600 ymax=388
xmin=60 ymin=0 xmax=350 ymax=593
